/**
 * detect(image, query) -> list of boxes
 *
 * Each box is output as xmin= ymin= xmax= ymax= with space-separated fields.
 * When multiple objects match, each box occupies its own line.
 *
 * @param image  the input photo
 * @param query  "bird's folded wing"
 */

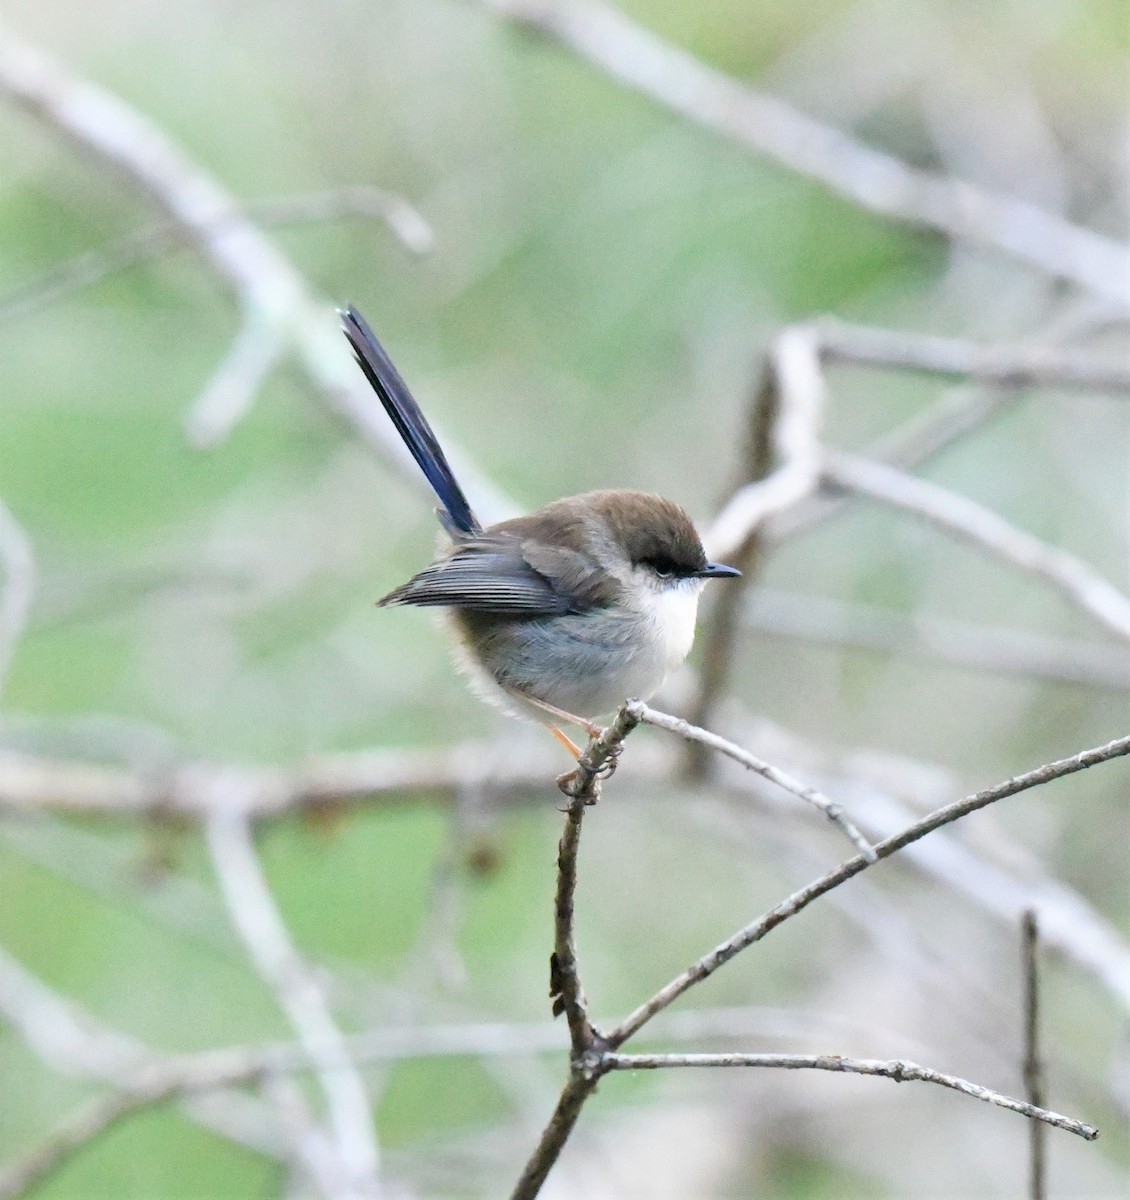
xmin=378 ymin=540 xmax=606 ymax=615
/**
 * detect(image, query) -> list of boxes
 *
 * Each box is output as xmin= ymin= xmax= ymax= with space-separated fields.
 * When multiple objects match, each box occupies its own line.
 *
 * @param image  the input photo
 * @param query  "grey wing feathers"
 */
xmin=379 ymin=548 xmax=581 ymax=615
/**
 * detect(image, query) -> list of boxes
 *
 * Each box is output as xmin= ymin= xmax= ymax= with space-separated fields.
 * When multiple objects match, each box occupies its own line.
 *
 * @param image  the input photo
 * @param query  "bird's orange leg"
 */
xmin=520 ymin=693 xmax=602 ymax=741
xmin=543 ymin=723 xmax=583 ymax=759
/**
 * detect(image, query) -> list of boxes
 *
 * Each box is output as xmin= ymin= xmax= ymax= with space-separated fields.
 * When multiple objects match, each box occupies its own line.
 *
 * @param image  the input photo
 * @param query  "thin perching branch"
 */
xmin=628 ymin=701 xmax=875 ymax=860
xmin=205 ymin=803 xmax=380 ymax=1200
xmin=606 ymin=1053 xmax=1095 ymax=1140
xmin=510 ymin=711 xmax=635 ymax=1200
xmin=476 ymin=0 xmax=1130 ymax=307
xmin=608 ymin=729 xmax=1130 ymax=1046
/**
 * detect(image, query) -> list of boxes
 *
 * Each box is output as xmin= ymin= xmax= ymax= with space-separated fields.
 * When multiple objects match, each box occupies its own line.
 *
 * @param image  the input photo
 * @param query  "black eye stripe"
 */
xmin=639 ymin=555 xmax=690 ymax=578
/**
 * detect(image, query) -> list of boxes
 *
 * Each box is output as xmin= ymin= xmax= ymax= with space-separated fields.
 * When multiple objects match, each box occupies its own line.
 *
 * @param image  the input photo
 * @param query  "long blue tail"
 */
xmin=340 ymin=305 xmax=480 ymax=536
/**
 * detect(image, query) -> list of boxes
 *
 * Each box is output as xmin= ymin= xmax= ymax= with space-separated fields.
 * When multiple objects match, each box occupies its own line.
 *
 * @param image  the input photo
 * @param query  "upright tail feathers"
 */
xmin=340 ymin=305 xmax=480 ymax=536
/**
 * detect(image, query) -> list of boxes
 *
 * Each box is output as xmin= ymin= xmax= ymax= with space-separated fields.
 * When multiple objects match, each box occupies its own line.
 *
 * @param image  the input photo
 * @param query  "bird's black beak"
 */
xmin=696 ymin=562 xmax=742 ymax=579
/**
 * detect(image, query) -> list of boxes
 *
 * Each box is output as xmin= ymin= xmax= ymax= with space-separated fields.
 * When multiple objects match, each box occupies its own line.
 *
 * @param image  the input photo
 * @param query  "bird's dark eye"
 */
xmin=641 ymin=555 xmax=682 ymax=579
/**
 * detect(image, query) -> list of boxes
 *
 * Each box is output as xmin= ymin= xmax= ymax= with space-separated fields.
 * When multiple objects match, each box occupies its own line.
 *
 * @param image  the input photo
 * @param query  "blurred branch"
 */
xmin=742 ymin=589 xmax=1130 ymax=690
xmin=630 ymin=701 xmax=874 ymax=859
xmin=691 ymin=325 xmax=824 ymax=750
xmin=1023 ymin=911 xmax=1047 ymax=1200
xmin=609 ymin=727 xmax=1130 ymax=1045
xmin=692 ymin=313 xmax=1130 ymax=746
xmin=0 ymin=741 xmax=551 ymax=818
xmin=605 ymin=1051 xmax=1095 ymax=1139
xmin=183 ymin=316 xmax=288 ymax=448
xmin=2 ymin=1001 xmax=907 ymax=1200
xmin=0 ymin=942 xmax=291 ymax=1160
xmin=0 ymin=185 xmax=433 ymax=327
xmin=0 ymin=27 xmax=512 ymax=520
xmin=205 ymin=804 xmax=380 ymax=1200
xmin=703 ymin=324 xmax=825 ymax=563
xmin=816 ymin=319 xmax=1130 ymax=392
xmin=0 ymin=498 xmax=35 ymax=703
xmin=477 ymin=0 xmax=1130 ymax=306
xmin=824 ymin=452 xmax=1130 ymax=643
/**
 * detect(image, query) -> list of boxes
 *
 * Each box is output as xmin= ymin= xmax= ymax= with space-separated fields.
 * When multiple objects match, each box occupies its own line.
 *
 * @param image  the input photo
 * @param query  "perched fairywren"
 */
xmin=341 ymin=305 xmax=740 ymax=756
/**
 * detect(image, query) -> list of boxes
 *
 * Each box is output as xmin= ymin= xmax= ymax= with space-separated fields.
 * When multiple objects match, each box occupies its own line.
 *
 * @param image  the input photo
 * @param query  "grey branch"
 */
xmin=604 ymin=1052 xmax=1096 ymax=1140
xmin=476 ymin=0 xmax=1130 ymax=306
xmin=205 ymin=804 xmax=380 ymax=1200
xmin=0 ymin=27 xmax=512 ymax=520
xmin=816 ymin=319 xmax=1130 ymax=392
xmin=824 ymin=452 xmax=1130 ymax=644
xmin=627 ymin=701 xmax=875 ymax=860
xmin=0 ymin=185 xmax=433 ymax=327
xmin=511 ymin=710 xmax=638 ymax=1200
xmin=704 ymin=323 xmax=824 ymax=562
xmin=609 ymin=729 xmax=1130 ymax=1045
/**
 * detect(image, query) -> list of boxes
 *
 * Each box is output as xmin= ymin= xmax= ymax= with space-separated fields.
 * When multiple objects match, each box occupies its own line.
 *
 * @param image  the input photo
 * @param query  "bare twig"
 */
xmin=628 ymin=701 xmax=875 ymax=860
xmin=0 ymin=28 xmax=511 ymax=519
xmin=816 ymin=320 xmax=1130 ymax=392
xmin=609 ymin=730 xmax=1130 ymax=1045
xmin=604 ymin=1052 xmax=1096 ymax=1140
xmin=1023 ymin=911 xmax=1047 ymax=1199
xmin=0 ymin=498 xmax=35 ymax=703
xmin=476 ymin=0 xmax=1130 ymax=306
xmin=205 ymin=803 xmax=380 ymax=1200
xmin=824 ymin=452 xmax=1130 ymax=644
xmin=0 ymin=740 xmax=552 ymax=818
xmin=549 ymin=797 xmax=595 ymax=1047
xmin=0 ymin=942 xmax=288 ymax=1158
xmin=0 ymin=185 xmax=433 ymax=326
xmin=0 ymin=1004 xmax=897 ymax=1200
xmin=512 ymin=711 xmax=637 ymax=1200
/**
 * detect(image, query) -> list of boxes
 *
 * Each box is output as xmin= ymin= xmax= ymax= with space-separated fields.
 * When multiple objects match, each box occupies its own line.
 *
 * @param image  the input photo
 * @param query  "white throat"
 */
xmin=633 ymin=578 xmax=703 ymax=670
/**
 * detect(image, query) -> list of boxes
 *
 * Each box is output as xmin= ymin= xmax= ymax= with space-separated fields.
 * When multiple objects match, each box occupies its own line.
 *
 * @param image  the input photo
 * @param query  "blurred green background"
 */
xmin=0 ymin=0 xmax=1128 ymax=1196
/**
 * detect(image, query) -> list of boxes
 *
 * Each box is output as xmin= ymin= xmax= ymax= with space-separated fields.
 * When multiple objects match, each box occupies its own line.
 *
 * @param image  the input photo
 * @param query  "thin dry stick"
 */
xmin=1023 ymin=910 xmax=1047 ymax=1200
xmin=628 ymin=701 xmax=875 ymax=860
xmin=608 ymin=730 xmax=1130 ymax=1046
xmin=5 ymin=1002 xmax=918 ymax=1200
xmin=824 ymin=452 xmax=1130 ymax=644
xmin=816 ymin=320 xmax=1130 ymax=393
xmin=605 ymin=1053 xmax=1095 ymax=1140
xmin=0 ymin=185 xmax=433 ymax=326
xmin=205 ymin=805 xmax=380 ymax=1200
xmin=476 ymin=0 xmax=1130 ymax=306
xmin=510 ymin=711 xmax=636 ymax=1200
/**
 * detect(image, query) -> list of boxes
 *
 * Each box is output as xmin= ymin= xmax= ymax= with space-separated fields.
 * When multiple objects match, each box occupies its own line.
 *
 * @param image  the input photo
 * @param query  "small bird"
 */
xmin=341 ymin=305 xmax=740 ymax=757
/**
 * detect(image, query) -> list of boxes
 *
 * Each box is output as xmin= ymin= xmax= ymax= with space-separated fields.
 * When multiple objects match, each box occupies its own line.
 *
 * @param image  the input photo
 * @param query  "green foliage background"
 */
xmin=0 ymin=0 xmax=1127 ymax=1196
